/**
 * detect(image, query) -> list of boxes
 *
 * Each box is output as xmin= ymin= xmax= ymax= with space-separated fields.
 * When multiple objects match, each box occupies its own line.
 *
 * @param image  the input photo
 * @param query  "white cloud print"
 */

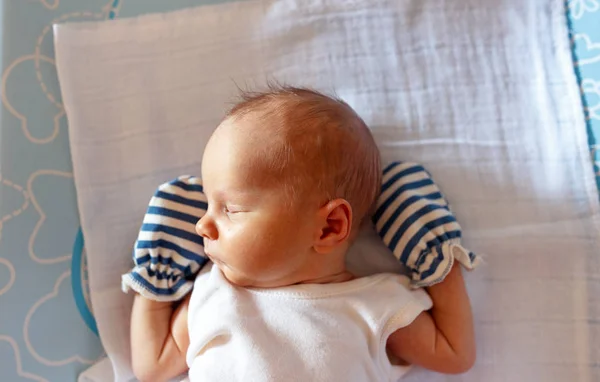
xmin=1 ymin=54 xmax=65 ymax=144
xmin=0 ymin=336 xmax=47 ymax=382
xmin=1 ymin=1 xmax=122 ymax=145
xmin=39 ymin=0 xmax=59 ymax=10
xmin=23 ymin=271 xmax=104 ymax=366
xmin=0 ymin=258 xmax=16 ymax=296
xmin=0 ymin=175 xmax=29 ymax=244
xmin=574 ymin=34 xmax=600 ymax=66
xmin=582 ymin=78 xmax=600 ymax=120
xmin=27 ymin=170 xmax=77 ymax=264
xmin=569 ymin=0 xmax=600 ymax=20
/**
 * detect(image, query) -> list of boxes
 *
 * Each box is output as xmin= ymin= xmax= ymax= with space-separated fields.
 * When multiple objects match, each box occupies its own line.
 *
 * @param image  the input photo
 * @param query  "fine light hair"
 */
xmin=225 ymin=85 xmax=382 ymax=231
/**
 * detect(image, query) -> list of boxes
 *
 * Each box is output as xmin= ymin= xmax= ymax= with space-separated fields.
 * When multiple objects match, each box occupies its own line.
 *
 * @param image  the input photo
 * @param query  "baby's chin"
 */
xmin=219 ymin=265 xmax=255 ymax=287
xmin=219 ymin=265 xmax=288 ymax=289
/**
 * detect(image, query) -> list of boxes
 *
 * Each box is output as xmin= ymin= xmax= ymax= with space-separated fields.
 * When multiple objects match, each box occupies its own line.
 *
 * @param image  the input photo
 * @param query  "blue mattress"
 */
xmin=0 ymin=1 xmax=598 ymax=380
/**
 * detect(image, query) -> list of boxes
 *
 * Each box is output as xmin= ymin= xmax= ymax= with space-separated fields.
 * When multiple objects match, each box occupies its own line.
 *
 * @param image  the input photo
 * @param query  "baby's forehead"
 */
xmin=239 ymin=109 xmax=350 ymax=153
xmin=208 ymin=116 xmax=315 ymax=191
xmin=217 ymin=90 xmax=365 ymax=169
xmin=208 ymin=87 xmax=380 ymax=224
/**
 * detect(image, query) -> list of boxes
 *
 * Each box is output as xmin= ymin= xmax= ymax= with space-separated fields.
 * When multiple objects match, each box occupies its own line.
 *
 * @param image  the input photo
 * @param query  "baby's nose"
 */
xmin=196 ymin=214 xmax=218 ymax=240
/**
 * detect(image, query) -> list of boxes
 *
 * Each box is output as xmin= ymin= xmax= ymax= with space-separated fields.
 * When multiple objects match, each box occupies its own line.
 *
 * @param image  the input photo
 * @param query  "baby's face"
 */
xmin=196 ymin=120 xmax=319 ymax=287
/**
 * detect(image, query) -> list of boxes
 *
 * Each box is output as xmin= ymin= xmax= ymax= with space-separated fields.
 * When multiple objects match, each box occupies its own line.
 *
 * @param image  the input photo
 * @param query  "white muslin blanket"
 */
xmin=54 ymin=0 xmax=600 ymax=381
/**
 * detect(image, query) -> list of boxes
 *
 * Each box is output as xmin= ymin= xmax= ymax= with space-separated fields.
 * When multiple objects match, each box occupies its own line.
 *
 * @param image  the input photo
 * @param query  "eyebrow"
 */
xmin=209 ymin=187 xmax=262 ymax=202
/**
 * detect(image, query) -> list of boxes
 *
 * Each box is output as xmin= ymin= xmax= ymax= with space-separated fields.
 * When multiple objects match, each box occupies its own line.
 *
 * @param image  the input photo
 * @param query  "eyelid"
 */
xmin=226 ymin=204 xmax=245 ymax=213
xmin=205 ymin=196 xmax=246 ymax=215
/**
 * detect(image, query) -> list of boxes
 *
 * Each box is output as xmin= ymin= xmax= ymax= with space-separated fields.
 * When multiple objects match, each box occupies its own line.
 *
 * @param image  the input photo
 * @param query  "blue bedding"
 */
xmin=0 ymin=0 xmax=598 ymax=380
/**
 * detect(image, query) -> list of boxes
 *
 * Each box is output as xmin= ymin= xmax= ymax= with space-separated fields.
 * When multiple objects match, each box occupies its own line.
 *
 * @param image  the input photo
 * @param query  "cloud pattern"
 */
xmin=582 ymin=78 xmax=600 ymax=120
xmin=1 ymin=0 xmax=121 ymax=380
xmin=0 ymin=336 xmax=47 ymax=382
xmin=27 ymin=170 xmax=77 ymax=264
xmin=569 ymin=0 xmax=600 ymax=20
xmin=0 ymin=1 xmax=599 ymax=380
xmin=24 ymin=272 xmax=104 ymax=367
xmin=574 ymin=34 xmax=600 ymax=66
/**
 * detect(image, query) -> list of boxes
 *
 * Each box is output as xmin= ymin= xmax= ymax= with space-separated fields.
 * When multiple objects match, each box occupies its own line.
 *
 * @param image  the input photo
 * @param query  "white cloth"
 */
xmin=186 ymin=263 xmax=432 ymax=382
xmin=53 ymin=0 xmax=600 ymax=381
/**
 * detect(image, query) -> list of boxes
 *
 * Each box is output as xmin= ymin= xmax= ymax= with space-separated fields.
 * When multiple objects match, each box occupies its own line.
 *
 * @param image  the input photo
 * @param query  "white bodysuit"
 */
xmin=186 ymin=263 xmax=432 ymax=382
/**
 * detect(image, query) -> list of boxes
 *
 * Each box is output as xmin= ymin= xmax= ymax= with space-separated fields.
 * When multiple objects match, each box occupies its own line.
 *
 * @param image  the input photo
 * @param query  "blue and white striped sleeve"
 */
xmin=372 ymin=162 xmax=480 ymax=288
xmin=122 ymin=175 xmax=209 ymax=301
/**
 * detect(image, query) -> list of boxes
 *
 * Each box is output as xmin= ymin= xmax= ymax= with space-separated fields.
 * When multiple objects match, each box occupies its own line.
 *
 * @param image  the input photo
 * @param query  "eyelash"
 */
xmin=223 ymin=206 xmax=238 ymax=214
xmin=208 ymin=202 xmax=242 ymax=216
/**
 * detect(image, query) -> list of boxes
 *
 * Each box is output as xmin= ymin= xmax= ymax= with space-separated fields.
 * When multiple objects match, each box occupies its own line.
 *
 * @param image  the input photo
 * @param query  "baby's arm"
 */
xmin=387 ymin=262 xmax=476 ymax=374
xmin=130 ymin=294 xmax=191 ymax=382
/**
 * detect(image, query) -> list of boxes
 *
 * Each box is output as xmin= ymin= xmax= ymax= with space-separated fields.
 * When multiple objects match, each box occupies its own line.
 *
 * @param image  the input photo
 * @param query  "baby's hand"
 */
xmin=122 ymin=175 xmax=209 ymax=302
xmin=373 ymin=162 xmax=480 ymax=288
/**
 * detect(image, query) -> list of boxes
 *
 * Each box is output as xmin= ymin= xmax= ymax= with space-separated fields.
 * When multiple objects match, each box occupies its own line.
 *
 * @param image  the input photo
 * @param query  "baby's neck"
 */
xmin=293 ymin=249 xmax=354 ymax=285
xmin=296 ymin=270 xmax=355 ymax=285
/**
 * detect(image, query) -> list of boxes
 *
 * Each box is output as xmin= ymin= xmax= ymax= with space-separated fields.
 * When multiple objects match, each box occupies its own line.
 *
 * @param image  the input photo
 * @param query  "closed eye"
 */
xmin=224 ymin=206 xmax=242 ymax=214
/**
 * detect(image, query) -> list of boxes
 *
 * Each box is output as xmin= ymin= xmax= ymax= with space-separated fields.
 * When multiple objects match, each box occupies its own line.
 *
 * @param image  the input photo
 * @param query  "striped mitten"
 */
xmin=121 ymin=176 xmax=209 ymax=301
xmin=372 ymin=162 xmax=479 ymax=288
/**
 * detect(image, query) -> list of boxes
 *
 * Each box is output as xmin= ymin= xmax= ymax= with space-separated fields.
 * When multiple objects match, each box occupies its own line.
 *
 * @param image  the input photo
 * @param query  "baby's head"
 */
xmin=196 ymin=86 xmax=381 ymax=287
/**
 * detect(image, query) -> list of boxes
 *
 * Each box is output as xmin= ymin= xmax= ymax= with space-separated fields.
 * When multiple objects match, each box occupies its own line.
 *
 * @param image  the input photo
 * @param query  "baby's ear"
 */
xmin=313 ymin=199 xmax=352 ymax=254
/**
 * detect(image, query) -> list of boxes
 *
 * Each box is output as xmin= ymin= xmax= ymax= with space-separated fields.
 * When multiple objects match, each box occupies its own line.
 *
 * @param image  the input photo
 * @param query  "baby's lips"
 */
xmin=205 ymin=251 xmax=219 ymax=264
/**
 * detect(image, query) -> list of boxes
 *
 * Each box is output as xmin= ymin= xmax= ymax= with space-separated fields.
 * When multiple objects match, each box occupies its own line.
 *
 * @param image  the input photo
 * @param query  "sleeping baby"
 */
xmin=123 ymin=86 xmax=478 ymax=381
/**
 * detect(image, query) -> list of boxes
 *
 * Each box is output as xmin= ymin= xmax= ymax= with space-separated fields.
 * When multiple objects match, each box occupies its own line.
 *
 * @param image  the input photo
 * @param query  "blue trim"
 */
xmin=565 ymin=1 xmax=599 ymax=195
xmin=71 ymin=228 xmax=99 ymax=337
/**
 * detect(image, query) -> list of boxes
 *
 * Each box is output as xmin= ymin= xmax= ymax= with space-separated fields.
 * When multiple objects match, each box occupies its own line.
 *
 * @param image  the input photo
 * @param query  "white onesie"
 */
xmin=186 ymin=263 xmax=432 ymax=382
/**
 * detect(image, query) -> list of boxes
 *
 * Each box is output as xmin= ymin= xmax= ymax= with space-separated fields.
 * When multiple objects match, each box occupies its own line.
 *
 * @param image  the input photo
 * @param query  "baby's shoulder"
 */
xmin=352 ymin=272 xmax=412 ymax=295
xmin=351 ymin=273 xmax=433 ymax=321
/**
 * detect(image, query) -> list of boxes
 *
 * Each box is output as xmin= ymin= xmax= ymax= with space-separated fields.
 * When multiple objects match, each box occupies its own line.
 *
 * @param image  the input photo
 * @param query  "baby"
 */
xmin=129 ymin=87 xmax=475 ymax=381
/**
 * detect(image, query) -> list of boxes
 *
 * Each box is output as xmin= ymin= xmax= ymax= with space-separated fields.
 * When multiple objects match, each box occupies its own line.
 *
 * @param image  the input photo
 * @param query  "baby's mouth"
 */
xmin=205 ymin=251 xmax=223 ymax=265
xmin=203 ymin=244 xmax=214 ymax=259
